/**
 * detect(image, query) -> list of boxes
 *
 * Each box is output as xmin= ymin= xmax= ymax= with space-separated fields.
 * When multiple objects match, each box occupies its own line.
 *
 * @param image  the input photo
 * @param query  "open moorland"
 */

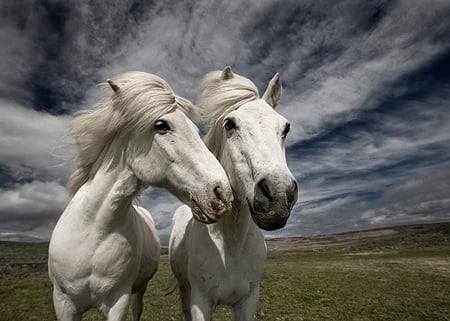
xmin=1 ymin=222 xmax=449 ymax=321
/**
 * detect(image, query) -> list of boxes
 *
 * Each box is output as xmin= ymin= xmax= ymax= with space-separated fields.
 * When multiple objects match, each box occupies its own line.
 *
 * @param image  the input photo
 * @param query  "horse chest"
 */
xmin=91 ymin=233 xmax=136 ymax=276
xmin=50 ymin=221 xmax=138 ymax=292
xmin=214 ymin=272 xmax=252 ymax=305
xmin=206 ymin=253 xmax=263 ymax=305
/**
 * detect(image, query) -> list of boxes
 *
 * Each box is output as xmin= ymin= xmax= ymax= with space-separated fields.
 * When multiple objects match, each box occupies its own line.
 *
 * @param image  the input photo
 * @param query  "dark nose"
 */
xmin=256 ymin=178 xmax=298 ymax=204
xmin=251 ymin=177 xmax=297 ymax=231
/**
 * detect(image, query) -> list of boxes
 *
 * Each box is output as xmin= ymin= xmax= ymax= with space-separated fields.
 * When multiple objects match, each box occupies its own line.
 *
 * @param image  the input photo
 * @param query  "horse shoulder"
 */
xmin=133 ymin=205 xmax=156 ymax=231
xmin=125 ymin=206 xmax=160 ymax=293
xmin=169 ymin=205 xmax=194 ymax=281
xmin=48 ymin=187 xmax=99 ymax=285
xmin=133 ymin=205 xmax=160 ymax=263
xmin=171 ymin=205 xmax=193 ymax=233
xmin=169 ymin=205 xmax=194 ymax=251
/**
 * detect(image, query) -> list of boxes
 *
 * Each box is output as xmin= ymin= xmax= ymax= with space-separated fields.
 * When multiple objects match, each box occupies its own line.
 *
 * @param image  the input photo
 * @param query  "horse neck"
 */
xmin=202 ymin=142 xmax=254 ymax=250
xmin=72 ymin=143 xmax=141 ymax=230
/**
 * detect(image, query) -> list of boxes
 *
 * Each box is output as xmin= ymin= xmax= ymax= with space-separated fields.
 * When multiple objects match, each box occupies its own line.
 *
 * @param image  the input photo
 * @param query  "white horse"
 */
xmin=48 ymin=71 xmax=233 ymax=321
xmin=169 ymin=67 xmax=298 ymax=321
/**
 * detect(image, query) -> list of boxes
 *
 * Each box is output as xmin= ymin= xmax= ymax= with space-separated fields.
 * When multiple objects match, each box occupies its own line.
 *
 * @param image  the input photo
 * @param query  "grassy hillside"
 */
xmin=1 ymin=248 xmax=449 ymax=321
xmin=266 ymin=222 xmax=450 ymax=253
xmin=1 ymin=222 xmax=449 ymax=263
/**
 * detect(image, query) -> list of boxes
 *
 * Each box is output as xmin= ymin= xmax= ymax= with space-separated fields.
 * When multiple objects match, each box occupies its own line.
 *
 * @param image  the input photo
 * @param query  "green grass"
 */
xmin=0 ymin=241 xmax=48 ymax=263
xmin=1 ymin=248 xmax=449 ymax=321
xmin=260 ymin=249 xmax=450 ymax=321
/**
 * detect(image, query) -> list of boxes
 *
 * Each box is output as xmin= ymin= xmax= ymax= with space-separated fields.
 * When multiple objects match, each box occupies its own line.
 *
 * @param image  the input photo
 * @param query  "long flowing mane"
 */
xmin=69 ymin=71 xmax=197 ymax=195
xmin=200 ymin=70 xmax=259 ymax=157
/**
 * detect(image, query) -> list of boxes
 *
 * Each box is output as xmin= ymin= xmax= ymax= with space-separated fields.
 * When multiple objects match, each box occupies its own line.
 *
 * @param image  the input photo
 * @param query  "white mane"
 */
xmin=200 ymin=70 xmax=259 ymax=156
xmin=69 ymin=71 xmax=197 ymax=194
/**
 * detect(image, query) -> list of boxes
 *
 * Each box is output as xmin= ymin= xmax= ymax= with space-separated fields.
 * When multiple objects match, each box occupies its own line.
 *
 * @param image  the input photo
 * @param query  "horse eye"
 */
xmin=155 ymin=120 xmax=171 ymax=134
xmin=223 ymin=118 xmax=237 ymax=131
xmin=282 ymin=123 xmax=290 ymax=138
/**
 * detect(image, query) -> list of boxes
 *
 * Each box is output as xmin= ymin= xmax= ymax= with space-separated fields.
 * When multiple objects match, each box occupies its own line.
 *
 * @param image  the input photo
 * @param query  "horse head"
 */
xmin=202 ymin=67 xmax=298 ymax=230
xmin=72 ymin=72 xmax=233 ymax=223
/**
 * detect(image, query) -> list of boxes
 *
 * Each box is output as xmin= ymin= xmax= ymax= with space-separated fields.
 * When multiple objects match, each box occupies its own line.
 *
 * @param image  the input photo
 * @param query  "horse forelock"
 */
xmin=68 ymin=71 xmax=197 ymax=195
xmin=200 ymin=70 xmax=259 ymax=156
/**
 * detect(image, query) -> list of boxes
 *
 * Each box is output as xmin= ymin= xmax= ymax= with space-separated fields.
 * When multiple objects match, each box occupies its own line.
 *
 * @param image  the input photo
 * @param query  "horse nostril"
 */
xmin=214 ymin=186 xmax=225 ymax=202
xmin=212 ymin=185 xmax=228 ymax=214
xmin=287 ymin=180 xmax=298 ymax=203
xmin=257 ymin=178 xmax=273 ymax=201
xmin=291 ymin=180 xmax=298 ymax=193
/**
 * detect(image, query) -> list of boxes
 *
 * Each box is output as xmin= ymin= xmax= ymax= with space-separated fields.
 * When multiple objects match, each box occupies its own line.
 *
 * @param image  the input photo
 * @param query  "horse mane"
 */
xmin=200 ymin=70 xmax=259 ymax=157
xmin=68 ymin=71 xmax=197 ymax=195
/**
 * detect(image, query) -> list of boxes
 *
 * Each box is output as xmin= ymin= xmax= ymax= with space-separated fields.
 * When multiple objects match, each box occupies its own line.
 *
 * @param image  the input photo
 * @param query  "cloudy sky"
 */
xmin=1 ymin=0 xmax=449 ymax=244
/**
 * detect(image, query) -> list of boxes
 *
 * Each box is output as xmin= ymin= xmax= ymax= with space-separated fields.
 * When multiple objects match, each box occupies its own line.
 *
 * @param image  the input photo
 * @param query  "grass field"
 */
xmin=0 ymin=241 xmax=48 ymax=263
xmin=1 ymin=246 xmax=449 ymax=321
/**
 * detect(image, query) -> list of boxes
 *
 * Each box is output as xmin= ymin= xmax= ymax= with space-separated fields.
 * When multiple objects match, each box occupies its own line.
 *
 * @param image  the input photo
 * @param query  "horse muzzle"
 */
xmin=248 ymin=177 xmax=298 ymax=231
xmin=190 ymin=186 xmax=233 ymax=224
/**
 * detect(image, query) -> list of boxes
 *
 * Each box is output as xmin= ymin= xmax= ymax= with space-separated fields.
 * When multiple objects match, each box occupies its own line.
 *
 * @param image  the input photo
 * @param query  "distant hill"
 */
xmin=1 ymin=222 xmax=450 ymax=264
xmin=0 ymin=232 xmax=48 ymax=243
xmin=266 ymin=222 xmax=450 ymax=254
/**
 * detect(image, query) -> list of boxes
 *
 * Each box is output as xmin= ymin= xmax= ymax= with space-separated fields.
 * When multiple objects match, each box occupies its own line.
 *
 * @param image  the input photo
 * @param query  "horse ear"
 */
xmin=262 ymin=73 xmax=282 ymax=108
xmin=221 ymin=66 xmax=234 ymax=80
xmin=107 ymin=79 xmax=120 ymax=93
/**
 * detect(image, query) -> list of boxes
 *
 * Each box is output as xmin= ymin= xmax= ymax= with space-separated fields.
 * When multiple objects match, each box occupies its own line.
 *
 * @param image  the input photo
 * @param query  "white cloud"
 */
xmin=94 ymin=1 xmax=262 ymax=100
xmin=0 ymin=180 xmax=69 ymax=221
xmin=275 ymin=1 xmax=450 ymax=144
xmin=0 ymin=100 xmax=73 ymax=182
xmin=282 ymin=42 xmax=443 ymax=144
xmin=0 ymin=179 xmax=69 ymax=241
xmin=285 ymin=83 xmax=450 ymax=210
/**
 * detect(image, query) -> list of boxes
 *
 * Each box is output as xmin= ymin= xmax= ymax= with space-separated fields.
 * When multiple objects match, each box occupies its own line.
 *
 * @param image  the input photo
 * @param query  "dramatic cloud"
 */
xmin=0 ymin=100 xmax=72 ymax=182
xmin=0 ymin=0 xmax=449 ymax=242
xmin=0 ymin=180 xmax=68 ymax=221
xmin=0 ymin=180 xmax=69 ymax=240
xmin=272 ymin=0 xmax=450 ymax=144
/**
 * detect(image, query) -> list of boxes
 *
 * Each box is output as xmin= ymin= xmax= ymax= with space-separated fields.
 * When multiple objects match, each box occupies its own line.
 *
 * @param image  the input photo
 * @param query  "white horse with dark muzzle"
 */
xmin=169 ymin=67 xmax=298 ymax=321
xmin=48 ymin=71 xmax=233 ymax=321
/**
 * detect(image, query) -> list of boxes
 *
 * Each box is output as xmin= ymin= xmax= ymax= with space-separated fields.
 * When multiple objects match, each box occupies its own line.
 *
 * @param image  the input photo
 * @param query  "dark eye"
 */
xmin=223 ymin=118 xmax=237 ymax=131
xmin=282 ymin=123 xmax=290 ymax=138
xmin=155 ymin=119 xmax=171 ymax=134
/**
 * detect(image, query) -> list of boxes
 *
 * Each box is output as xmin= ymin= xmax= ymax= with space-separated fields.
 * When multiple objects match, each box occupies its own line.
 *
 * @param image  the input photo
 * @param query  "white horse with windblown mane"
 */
xmin=169 ymin=67 xmax=298 ymax=321
xmin=48 ymin=71 xmax=233 ymax=321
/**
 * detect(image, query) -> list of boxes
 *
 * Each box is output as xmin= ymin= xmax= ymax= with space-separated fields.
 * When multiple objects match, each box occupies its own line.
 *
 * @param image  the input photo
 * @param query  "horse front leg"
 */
xmin=103 ymin=290 xmax=131 ymax=321
xmin=52 ymin=286 xmax=82 ymax=321
xmin=190 ymin=288 xmax=213 ymax=321
xmin=132 ymin=284 xmax=147 ymax=321
xmin=178 ymin=283 xmax=192 ymax=321
xmin=232 ymin=283 xmax=260 ymax=321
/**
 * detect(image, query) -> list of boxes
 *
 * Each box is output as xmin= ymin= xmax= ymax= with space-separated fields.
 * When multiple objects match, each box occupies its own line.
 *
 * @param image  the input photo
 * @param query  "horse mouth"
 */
xmin=246 ymin=198 xmax=287 ymax=231
xmin=190 ymin=198 xmax=218 ymax=224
